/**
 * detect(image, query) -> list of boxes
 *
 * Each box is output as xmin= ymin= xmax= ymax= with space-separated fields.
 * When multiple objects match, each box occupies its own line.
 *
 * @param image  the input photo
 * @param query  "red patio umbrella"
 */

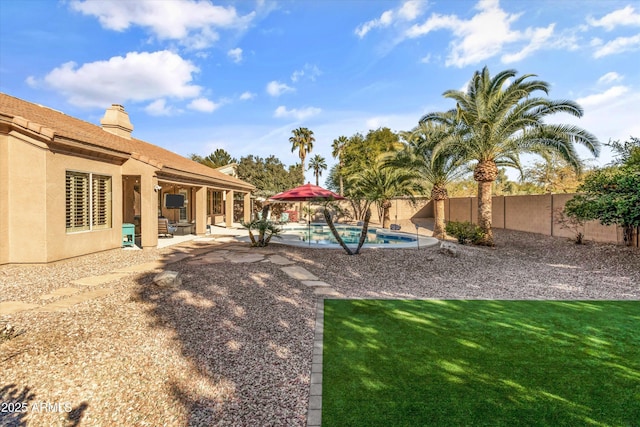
xmin=269 ymin=183 xmax=345 ymax=245
xmin=270 ymin=183 xmax=345 ymax=202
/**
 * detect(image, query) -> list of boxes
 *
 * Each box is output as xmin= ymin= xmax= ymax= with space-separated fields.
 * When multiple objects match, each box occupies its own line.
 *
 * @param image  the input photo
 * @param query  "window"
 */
xmin=66 ymin=171 xmax=112 ymax=233
xmin=178 ymin=189 xmax=188 ymax=222
xmin=212 ymin=191 xmax=223 ymax=214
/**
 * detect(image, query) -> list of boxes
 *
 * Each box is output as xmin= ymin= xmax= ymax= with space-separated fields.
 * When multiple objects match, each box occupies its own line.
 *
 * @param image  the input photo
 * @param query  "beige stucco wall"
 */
xmin=1 ymin=132 xmax=49 ymax=263
xmin=46 ymin=149 xmax=123 ymax=262
xmin=0 ymin=132 xmax=124 ymax=264
xmin=0 ymin=134 xmax=10 ymax=264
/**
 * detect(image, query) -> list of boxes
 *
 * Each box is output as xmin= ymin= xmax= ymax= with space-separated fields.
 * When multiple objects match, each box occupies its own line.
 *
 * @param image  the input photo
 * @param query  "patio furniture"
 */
xmin=390 ymin=224 xmax=401 ymax=231
xmin=122 ymin=223 xmax=135 ymax=247
xmin=172 ymin=222 xmax=195 ymax=235
xmin=158 ymin=217 xmax=176 ymax=237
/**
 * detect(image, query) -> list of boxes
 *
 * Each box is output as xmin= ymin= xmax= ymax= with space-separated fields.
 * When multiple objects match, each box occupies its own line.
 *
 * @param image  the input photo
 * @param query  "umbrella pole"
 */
xmin=308 ymin=200 xmax=311 ymax=246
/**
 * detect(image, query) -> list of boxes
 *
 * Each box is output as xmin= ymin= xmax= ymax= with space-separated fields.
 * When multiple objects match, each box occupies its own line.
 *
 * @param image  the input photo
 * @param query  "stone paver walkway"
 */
xmin=1 ymin=237 xmax=340 ymax=427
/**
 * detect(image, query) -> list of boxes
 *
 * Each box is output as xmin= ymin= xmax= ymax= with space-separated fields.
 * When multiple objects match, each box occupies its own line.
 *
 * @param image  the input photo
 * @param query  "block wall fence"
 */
xmin=343 ymin=194 xmax=638 ymax=246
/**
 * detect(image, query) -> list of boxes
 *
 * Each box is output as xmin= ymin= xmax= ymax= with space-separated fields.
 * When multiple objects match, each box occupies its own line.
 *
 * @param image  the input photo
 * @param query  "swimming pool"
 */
xmin=270 ymin=223 xmax=439 ymax=249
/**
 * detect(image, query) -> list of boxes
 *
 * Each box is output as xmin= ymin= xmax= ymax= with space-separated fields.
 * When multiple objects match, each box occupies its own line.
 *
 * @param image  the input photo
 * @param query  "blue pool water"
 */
xmin=281 ymin=224 xmax=417 ymax=245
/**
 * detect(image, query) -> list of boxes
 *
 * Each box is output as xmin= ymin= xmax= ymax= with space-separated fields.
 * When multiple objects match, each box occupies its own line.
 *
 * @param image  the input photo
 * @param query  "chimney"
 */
xmin=100 ymin=104 xmax=134 ymax=139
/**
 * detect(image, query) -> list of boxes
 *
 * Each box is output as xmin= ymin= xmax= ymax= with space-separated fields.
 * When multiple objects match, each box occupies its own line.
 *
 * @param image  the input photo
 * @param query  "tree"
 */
xmin=522 ymin=151 xmax=585 ymax=194
xmin=394 ymin=116 xmax=469 ymax=239
xmin=236 ymin=155 xmax=301 ymax=199
xmin=349 ymin=155 xmax=423 ymax=228
xmin=422 ymin=67 xmax=600 ymax=245
xmin=565 ymin=138 xmax=640 ymax=246
xmin=332 ymin=135 xmax=349 ymax=195
xmin=289 ymin=127 xmax=315 ymax=181
xmin=190 ymin=149 xmax=236 ymax=168
xmin=308 ymin=154 xmax=327 ymax=186
xmin=607 ymin=136 xmax=640 ymax=166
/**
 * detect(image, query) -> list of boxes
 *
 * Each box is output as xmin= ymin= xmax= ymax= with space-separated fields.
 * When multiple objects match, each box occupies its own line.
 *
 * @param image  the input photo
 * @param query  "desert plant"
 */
xmin=554 ymin=208 xmax=585 ymax=244
xmin=241 ymin=219 xmax=281 ymax=247
xmin=445 ymin=221 xmax=485 ymax=245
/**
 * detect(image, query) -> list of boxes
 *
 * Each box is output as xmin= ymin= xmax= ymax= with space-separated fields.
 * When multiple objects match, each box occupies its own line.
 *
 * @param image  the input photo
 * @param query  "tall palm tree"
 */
xmin=395 ymin=115 xmax=469 ymax=240
xmin=350 ymin=155 xmax=423 ymax=228
xmin=421 ymin=66 xmax=600 ymax=245
xmin=308 ymin=154 xmax=327 ymax=186
xmin=289 ymin=127 xmax=315 ymax=180
xmin=332 ymin=135 xmax=349 ymax=195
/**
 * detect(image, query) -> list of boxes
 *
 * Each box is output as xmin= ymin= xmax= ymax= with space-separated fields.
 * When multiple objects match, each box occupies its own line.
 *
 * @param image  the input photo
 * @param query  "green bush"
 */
xmin=445 ymin=221 xmax=485 ymax=245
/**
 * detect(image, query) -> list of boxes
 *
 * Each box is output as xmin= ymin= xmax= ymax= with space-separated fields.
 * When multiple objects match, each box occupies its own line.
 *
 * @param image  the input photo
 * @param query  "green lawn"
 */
xmin=322 ymin=300 xmax=640 ymax=426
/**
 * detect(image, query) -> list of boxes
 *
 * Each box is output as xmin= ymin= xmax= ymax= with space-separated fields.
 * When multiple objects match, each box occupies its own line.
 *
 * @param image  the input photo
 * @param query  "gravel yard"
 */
xmin=1 ymin=230 xmax=639 ymax=426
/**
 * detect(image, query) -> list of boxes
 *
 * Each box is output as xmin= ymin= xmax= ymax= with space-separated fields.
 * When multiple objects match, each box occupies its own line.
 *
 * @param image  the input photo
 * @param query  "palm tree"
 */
xmin=395 ymin=115 xmax=469 ymax=240
xmin=332 ymin=135 xmax=349 ymax=195
xmin=421 ymin=66 xmax=600 ymax=245
xmin=350 ymin=155 xmax=423 ymax=228
xmin=308 ymin=154 xmax=327 ymax=186
xmin=289 ymin=127 xmax=315 ymax=180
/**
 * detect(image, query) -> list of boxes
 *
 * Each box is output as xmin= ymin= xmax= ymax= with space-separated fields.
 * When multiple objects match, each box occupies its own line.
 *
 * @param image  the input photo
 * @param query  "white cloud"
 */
xmin=227 ymin=47 xmax=243 ymax=63
xmin=273 ymin=105 xmax=321 ymax=120
xmin=187 ymin=97 xmax=220 ymax=113
xmin=575 ymin=86 xmax=629 ymax=108
xmin=355 ymin=0 xmax=425 ymax=38
xmin=69 ymin=0 xmax=255 ymax=49
xmin=291 ymin=64 xmax=322 ymax=82
xmin=239 ymin=91 xmax=255 ymax=100
xmin=40 ymin=50 xmax=201 ymax=107
xmin=598 ymin=72 xmax=623 ymax=85
xmin=592 ymin=33 xmax=640 ymax=58
xmin=405 ymin=0 xmax=556 ymax=67
xmin=145 ymin=99 xmax=174 ymax=116
xmin=501 ymin=24 xmax=555 ymax=63
xmin=587 ymin=5 xmax=640 ymax=31
xmin=561 ymin=86 xmax=640 ymax=165
xmin=266 ymin=80 xmax=294 ymax=97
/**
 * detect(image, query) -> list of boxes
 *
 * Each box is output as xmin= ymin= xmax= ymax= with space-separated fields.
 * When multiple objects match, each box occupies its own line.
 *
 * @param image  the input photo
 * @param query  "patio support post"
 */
xmin=195 ymin=186 xmax=207 ymax=235
xmin=243 ymin=192 xmax=251 ymax=224
xmin=140 ymin=174 xmax=159 ymax=249
xmin=225 ymin=190 xmax=234 ymax=227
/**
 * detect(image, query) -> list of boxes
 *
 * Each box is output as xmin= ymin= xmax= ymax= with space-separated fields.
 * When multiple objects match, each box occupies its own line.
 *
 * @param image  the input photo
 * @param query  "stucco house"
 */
xmin=0 ymin=93 xmax=254 ymax=264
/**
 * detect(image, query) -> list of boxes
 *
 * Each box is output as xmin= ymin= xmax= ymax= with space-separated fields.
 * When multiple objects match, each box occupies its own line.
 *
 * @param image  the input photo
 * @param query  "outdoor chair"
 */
xmin=390 ymin=224 xmax=401 ymax=231
xmin=279 ymin=212 xmax=290 ymax=224
xmin=158 ymin=217 xmax=177 ymax=238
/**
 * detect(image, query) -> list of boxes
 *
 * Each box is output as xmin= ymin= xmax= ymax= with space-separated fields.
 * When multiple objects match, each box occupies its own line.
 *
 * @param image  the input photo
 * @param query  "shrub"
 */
xmin=445 ymin=221 xmax=485 ymax=245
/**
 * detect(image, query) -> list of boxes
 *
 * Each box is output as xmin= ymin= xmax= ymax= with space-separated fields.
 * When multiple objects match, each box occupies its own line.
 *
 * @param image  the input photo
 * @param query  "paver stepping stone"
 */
xmin=0 ymin=301 xmax=40 ymax=315
xmin=35 ymin=288 xmax=114 ymax=312
xmin=72 ymin=272 xmax=128 ymax=287
xmin=268 ymin=255 xmax=294 ymax=265
xmin=187 ymin=255 xmax=226 ymax=265
xmin=40 ymin=287 xmax=81 ymax=300
xmin=281 ymin=266 xmax=318 ymax=281
xmin=229 ymin=254 xmax=265 ymax=263
xmin=301 ymin=280 xmax=330 ymax=287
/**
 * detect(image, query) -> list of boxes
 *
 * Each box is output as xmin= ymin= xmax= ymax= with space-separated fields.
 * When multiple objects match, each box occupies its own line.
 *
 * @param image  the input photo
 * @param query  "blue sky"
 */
xmin=1 ymin=0 xmax=639 ymax=185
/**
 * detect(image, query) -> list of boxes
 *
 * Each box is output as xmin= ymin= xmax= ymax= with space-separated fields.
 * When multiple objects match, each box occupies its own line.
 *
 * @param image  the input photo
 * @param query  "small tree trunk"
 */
xmin=477 ymin=180 xmax=494 ymax=246
xmin=433 ymin=199 xmax=446 ymax=240
xmin=324 ymin=209 xmax=354 ymax=255
xmin=381 ymin=200 xmax=393 ymax=229
xmin=354 ymin=209 xmax=372 ymax=254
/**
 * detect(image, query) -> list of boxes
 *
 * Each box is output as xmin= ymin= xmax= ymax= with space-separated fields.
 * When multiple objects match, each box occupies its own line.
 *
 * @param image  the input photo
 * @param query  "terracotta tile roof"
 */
xmin=0 ymin=93 xmax=254 ymax=191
